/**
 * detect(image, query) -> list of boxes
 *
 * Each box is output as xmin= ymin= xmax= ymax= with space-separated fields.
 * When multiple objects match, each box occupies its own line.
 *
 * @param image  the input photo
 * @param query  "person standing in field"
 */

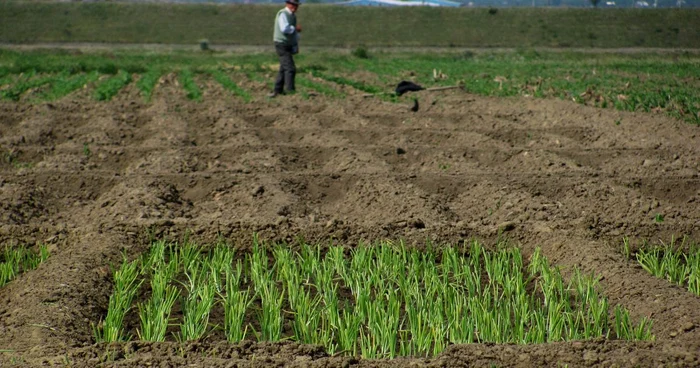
xmin=269 ymin=0 xmax=302 ymax=98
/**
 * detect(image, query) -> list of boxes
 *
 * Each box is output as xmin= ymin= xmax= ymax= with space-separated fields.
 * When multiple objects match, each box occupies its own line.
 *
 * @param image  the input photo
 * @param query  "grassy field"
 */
xmin=1 ymin=2 xmax=699 ymax=48
xmin=1 ymin=48 xmax=698 ymax=124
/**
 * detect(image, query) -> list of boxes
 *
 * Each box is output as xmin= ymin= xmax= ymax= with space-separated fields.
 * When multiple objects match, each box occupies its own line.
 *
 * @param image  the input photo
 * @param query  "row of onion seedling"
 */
xmin=94 ymin=239 xmax=654 ymax=357
xmin=625 ymin=237 xmax=700 ymax=296
xmin=0 ymin=244 xmax=49 ymax=287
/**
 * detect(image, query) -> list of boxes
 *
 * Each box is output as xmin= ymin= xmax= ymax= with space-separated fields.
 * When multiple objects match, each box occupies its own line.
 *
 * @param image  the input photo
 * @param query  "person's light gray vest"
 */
xmin=273 ymin=9 xmax=297 ymax=46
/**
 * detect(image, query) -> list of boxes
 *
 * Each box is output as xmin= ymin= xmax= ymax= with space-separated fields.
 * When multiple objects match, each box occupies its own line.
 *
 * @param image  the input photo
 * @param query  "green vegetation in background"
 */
xmin=38 ymin=71 xmax=100 ymax=101
xmin=210 ymin=69 xmax=251 ymax=102
xmin=0 ymin=244 xmax=50 ymax=287
xmin=1 ymin=49 xmax=697 ymax=124
xmin=312 ymin=70 xmax=381 ymax=94
xmin=297 ymin=76 xmax=345 ymax=98
xmin=136 ymin=68 xmax=163 ymax=102
xmin=0 ymin=67 xmax=13 ymax=87
xmin=178 ymin=68 xmax=202 ymax=101
xmin=94 ymin=70 xmax=132 ymax=101
xmin=0 ymin=71 xmax=57 ymax=101
xmin=95 ymin=238 xmax=654 ymax=353
xmin=0 ymin=49 xmax=146 ymax=75
xmin=624 ymin=236 xmax=700 ymax=296
xmin=351 ymin=50 xmax=700 ymax=124
xmin=1 ymin=3 xmax=699 ymax=48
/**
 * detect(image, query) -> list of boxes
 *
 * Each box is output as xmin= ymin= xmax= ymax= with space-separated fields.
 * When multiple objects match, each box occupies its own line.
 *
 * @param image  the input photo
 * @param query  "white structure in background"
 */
xmin=336 ymin=0 xmax=461 ymax=7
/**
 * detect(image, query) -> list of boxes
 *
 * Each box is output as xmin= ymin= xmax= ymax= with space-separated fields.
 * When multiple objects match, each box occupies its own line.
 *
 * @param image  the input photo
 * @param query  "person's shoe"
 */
xmin=267 ymin=91 xmax=281 ymax=98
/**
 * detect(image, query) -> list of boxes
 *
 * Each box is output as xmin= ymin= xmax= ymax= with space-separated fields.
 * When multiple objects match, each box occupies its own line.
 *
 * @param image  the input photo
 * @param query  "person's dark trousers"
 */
xmin=274 ymin=43 xmax=296 ymax=94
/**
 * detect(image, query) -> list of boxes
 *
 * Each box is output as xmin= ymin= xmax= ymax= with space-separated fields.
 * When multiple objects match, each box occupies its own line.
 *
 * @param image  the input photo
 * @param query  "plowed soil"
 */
xmin=1 ymin=72 xmax=699 ymax=367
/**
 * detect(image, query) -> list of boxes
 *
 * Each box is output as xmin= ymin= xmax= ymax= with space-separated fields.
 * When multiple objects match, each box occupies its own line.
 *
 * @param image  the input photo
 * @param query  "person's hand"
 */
xmin=296 ymin=25 xmax=302 ymax=33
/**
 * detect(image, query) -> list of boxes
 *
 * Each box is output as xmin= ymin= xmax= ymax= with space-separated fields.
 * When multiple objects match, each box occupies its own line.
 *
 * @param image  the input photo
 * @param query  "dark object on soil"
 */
xmin=411 ymin=99 xmax=419 ymax=112
xmin=352 ymin=46 xmax=370 ymax=59
xmin=251 ymin=185 xmax=265 ymax=197
xmin=410 ymin=218 xmax=426 ymax=229
xmin=396 ymin=147 xmax=406 ymax=155
xmin=395 ymin=81 xmax=424 ymax=96
xmin=199 ymin=39 xmax=210 ymax=51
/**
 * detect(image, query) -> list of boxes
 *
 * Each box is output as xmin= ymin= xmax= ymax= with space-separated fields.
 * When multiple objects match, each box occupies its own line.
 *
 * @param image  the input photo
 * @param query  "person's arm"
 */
xmin=277 ymin=12 xmax=296 ymax=35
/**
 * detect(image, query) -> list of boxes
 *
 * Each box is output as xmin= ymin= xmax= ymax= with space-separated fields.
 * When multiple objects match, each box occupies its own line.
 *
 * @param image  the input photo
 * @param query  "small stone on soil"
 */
xmin=497 ymin=221 xmax=516 ymax=231
xmin=410 ymin=219 xmax=425 ymax=229
xmin=583 ymin=351 xmax=598 ymax=362
xmin=251 ymin=185 xmax=265 ymax=197
xmin=682 ymin=322 xmax=695 ymax=332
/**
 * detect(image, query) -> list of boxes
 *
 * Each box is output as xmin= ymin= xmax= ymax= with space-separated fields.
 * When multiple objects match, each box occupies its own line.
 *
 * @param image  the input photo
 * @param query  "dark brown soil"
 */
xmin=1 ymin=71 xmax=699 ymax=367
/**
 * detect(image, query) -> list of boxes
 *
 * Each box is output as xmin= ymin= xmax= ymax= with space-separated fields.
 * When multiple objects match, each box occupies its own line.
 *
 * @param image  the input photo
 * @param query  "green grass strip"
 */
xmin=39 ymin=71 xmax=100 ymax=101
xmin=0 ymin=72 xmax=14 ymax=88
xmin=94 ymin=70 xmax=132 ymax=101
xmin=1 ymin=50 xmax=696 ymax=125
xmin=0 ymin=244 xmax=49 ymax=287
xmin=1 ymin=72 xmax=57 ymax=101
xmin=311 ymin=70 xmax=381 ymax=94
xmin=210 ymin=69 xmax=251 ymax=102
xmin=178 ymin=68 xmax=201 ymax=101
xmin=297 ymin=75 xmax=345 ymax=99
xmin=626 ymin=236 xmax=700 ymax=296
xmin=136 ymin=68 xmax=163 ymax=102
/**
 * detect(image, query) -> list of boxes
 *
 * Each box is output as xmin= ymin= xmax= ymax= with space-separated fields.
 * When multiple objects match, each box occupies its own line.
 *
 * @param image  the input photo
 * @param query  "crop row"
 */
xmin=94 ymin=239 xmax=654 ymax=358
xmin=0 ymin=244 xmax=49 ymax=287
xmin=1 ymin=50 xmax=697 ymax=124
xmin=625 ymin=237 xmax=700 ymax=296
xmin=0 ymin=69 xmax=346 ymax=103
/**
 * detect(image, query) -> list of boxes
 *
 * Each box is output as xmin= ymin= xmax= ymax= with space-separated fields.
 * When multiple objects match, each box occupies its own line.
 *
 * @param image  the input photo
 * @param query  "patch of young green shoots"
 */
xmin=210 ymin=70 xmax=251 ymax=102
xmin=136 ymin=68 xmax=163 ymax=102
xmin=94 ymin=70 xmax=132 ymax=101
xmin=93 ymin=257 xmax=142 ymax=342
xmin=38 ymin=71 xmax=99 ymax=101
xmin=178 ymin=69 xmax=202 ymax=101
xmin=224 ymin=259 xmax=250 ymax=342
xmin=1 ymin=72 xmax=57 ymax=101
xmin=98 ymin=238 xmax=654 ymax=356
xmin=178 ymin=261 xmax=216 ymax=341
xmin=631 ymin=236 xmax=700 ymax=296
xmin=0 ymin=244 xmax=49 ymax=287
xmin=311 ymin=71 xmax=380 ymax=94
xmin=137 ymin=241 xmax=179 ymax=342
xmin=0 ymin=72 xmax=16 ymax=88
xmin=297 ymin=76 xmax=344 ymax=99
